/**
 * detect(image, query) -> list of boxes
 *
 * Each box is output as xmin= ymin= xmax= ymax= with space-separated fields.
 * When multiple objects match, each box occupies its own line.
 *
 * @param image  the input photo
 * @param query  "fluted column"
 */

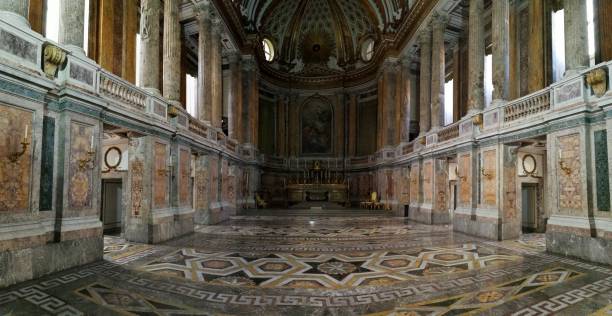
xmin=467 ymin=0 xmax=485 ymax=113
xmin=59 ymin=0 xmax=86 ymax=53
xmin=0 ymin=0 xmax=30 ymax=27
xmin=241 ymin=56 xmax=259 ymax=146
xmin=138 ymin=0 xmax=162 ymax=92
xmin=196 ymin=5 xmax=212 ymax=123
xmin=492 ymin=0 xmax=510 ymax=104
xmin=400 ymin=57 xmax=412 ymax=143
xmin=163 ymin=0 xmax=181 ymax=104
xmin=564 ymin=0 xmax=589 ymax=76
xmin=430 ymin=14 xmax=447 ymax=129
xmin=228 ymin=53 xmax=242 ymax=140
xmin=211 ymin=21 xmax=223 ymax=129
xmin=418 ymin=26 xmax=432 ymax=135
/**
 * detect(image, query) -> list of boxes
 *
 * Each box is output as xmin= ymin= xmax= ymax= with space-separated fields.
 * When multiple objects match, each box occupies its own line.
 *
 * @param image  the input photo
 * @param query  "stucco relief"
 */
xmin=482 ymin=150 xmax=497 ymax=206
xmin=409 ymin=164 xmax=419 ymax=204
xmin=458 ymin=153 xmax=471 ymax=207
xmin=0 ymin=105 xmax=32 ymax=212
xmin=179 ymin=149 xmax=191 ymax=207
xmin=68 ymin=123 xmax=93 ymax=209
xmin=557 ymin=134 xmax=582 ymax=210
xmin=131 ymin=159 xmax=144 ymax=216
xmin=434 ymin=160 xmax=448 ymax=212
xmin=153 ymin=142 xmax=168 ymax=208
xmin=422 ymin=161 xmax=433 ymax=204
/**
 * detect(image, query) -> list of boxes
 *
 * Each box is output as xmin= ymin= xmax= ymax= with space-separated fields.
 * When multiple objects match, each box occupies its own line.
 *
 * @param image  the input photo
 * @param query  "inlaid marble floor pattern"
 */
xmin=1 ymin=215 xmax=611 ymax=315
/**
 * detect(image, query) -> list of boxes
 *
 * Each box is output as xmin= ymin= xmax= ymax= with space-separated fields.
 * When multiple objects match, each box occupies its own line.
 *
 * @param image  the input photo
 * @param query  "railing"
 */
xmin=437 ymin=122 xmax=460 ymax=142
xmin=503 ymin=89 xmax=551 ymax=123
xmin=98 ymin=72 xmax=147 ymax=110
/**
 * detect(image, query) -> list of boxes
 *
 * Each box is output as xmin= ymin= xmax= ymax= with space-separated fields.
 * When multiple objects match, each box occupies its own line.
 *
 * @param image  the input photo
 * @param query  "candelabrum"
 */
xmin=78 ymin=149 xmax=96 ymax=170
xmin=7 ymin=138 xmax=30 ymax=163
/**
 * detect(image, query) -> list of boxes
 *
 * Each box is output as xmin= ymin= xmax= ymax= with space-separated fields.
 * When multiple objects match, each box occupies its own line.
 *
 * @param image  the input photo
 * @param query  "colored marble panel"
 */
xmin=0 ymin=105 xmax=32 ymax=212
xmin=458 ymin=153 xmax=471 ymax=207
xmin=557 ymin=134 xmax=582 ymax=210
xmin=422 ymin=161 xmax=433 ymax=204
xmin=594 ymin=130 xmax=610 ymax=212
xmin=0 ymin=29 xmax=37 ymax=63
xmin=179 ymin=149 xmax=190 ymax=207
xmin=39 ymin=116 xmax=54 ymax=211
xmin=482 ymin=149 xmax=497 ymax=206
xmin=209 ymin=156 xmax=219 ymax=204
xmin=68 ymin=122 xmax=93 ymax=209
xmin=153 ymin=142 xmax=168 ymax=208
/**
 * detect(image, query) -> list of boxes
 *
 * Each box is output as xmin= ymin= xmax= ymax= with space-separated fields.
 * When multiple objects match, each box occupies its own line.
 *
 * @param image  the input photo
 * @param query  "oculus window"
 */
xmin=262 ymin=38 xmax=275 ymax=62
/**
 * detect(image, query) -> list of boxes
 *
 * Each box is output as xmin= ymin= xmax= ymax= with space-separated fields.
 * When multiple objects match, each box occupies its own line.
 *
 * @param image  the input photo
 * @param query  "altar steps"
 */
xmin=236 ymin=208 xmax=395 ymax=218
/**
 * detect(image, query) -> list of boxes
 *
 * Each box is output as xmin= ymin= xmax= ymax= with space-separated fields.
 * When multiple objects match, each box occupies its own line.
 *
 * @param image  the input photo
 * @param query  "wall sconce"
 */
xmin=481 ymin=167 xmax=493 ymax=180
xmin=8 ymin=125 xmax=30 ymax=163
xmin=559 ymin=160 xmax=572 ymax=176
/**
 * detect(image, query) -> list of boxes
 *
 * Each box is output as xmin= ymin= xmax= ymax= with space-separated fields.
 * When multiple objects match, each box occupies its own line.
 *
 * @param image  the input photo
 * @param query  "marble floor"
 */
xmin=1 ymin=213 xmax=611 ymax=315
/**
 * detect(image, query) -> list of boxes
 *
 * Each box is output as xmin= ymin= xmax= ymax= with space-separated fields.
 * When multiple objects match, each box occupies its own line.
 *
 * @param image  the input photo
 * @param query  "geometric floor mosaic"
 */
xmin=1 ymin=213 xmax=611 ymax=315
xmin=140 ymin=244 xmax=521 ymax=289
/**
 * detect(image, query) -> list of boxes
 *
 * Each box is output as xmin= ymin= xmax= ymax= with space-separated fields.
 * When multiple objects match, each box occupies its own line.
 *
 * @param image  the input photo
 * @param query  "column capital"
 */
xmin=211 ymin=18 xmax=223 ymax=34
xmin=418 ymin=26 xmax=432 ymax=45
xmin=228 ymin=52 xmax=241 ymax=64
xmin=432 ymin=11 xmax=449 ymax=27
xmin=242 ymin=55 xmax=259 ymax=72
xmin=195 ymin=2 xmax=212 ymax=23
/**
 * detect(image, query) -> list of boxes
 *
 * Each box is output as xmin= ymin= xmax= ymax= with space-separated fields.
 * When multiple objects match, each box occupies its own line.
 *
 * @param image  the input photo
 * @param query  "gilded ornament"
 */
xmin=43 ymin=43 xmax=66 ymax=79
xmin=585 ymin=68 xmax=607 ymax=97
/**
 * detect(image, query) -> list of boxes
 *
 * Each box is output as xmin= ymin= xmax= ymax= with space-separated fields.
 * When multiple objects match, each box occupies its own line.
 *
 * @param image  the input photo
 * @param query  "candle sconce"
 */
xmin=558 ymin=160 xmax=572 ymax=176
xmin=78 ymin=149 xmax=96 ymax=170
xmin=457 ymin=173 xmax=467 ymax=182
xmin=157 ymin=164 xmax=172 ymax=176
xmin=7 ymin=139 xmax=30 ymax=163
xmin=480 ymin=168 xmax=493 ymax=180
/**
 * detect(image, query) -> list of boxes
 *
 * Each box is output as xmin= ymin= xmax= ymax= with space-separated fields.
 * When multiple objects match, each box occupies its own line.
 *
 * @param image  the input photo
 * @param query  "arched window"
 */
xmin=262 ymin=38 xmax=275 ymax=62
xmin=361 ymin=38 xmax=375 ymax=62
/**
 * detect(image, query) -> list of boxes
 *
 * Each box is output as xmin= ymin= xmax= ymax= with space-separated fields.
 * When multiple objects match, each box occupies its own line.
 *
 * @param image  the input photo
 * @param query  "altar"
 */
xmin=285 ymin=160 xmax=349 ymax=207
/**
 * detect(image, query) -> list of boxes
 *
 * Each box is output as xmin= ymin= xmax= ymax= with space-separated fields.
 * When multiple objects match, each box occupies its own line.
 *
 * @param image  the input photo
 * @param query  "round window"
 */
xmin=262 ymin=38 xmax=275 ymax=62
xmin=361 ymin=38 xmax=375 ymax=62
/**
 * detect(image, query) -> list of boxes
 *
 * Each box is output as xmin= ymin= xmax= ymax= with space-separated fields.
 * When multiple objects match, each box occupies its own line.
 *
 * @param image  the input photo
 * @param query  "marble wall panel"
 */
xmin=399 ymin=167 xmax=409 ymax=204
xmin=482 ymin=149 xmax=497 ymax=206
xmin=458 ymin=153 xmax=472 ymax=207
xmin=434 ymin=159 xmax=448 ymax=212
xmin=502 ymin=147 xmax=518 ymax=221
xmin=557 ymin=133 xmax=582 ymax=211
xmin=422 ymin=160 xmax=433 ymax=204
xmin=179 ymin=149 xmax=190 ymax=207
xmin=385 ymin=170 xmax=394 ymax=200
xmin=153 ymin=142 xmax=168 ymax=208
xmin=68 ymin=122 xmax=93 ymax=209
xmin=410 ymin=164 xmax=419 ymax=204
xmin=0 ymin=105 xmax=32 ymax=212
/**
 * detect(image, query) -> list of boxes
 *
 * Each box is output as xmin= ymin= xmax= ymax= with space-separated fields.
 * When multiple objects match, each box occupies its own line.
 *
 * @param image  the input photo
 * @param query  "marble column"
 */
xmin=138 ymin=0 xmax=161 ymax=93
xmin=196 ymin=5 xmax=212 ymax=123
xmin=0 ymin=0 xmax=30 ymax=27
xmin=400 ymin=57 xmax=412 ymax=143
xmin=228 ymin=53 xmax=242 ymax=141
xmin=163 ymin=0 xmax=181 ymax=104
xmin=59 ymin=0 xmax=85 ymax=53
xmin=241 ymin=56 xmax=259 ymax=146
xmin=430 ymin=13 xmax=447 ymax=130
xmin=527 ymin=0 xmax=546 ymax=93
xmin=211 ymin=21 xmax=223 ymax=129
xmin=492 ymin=0 xmax=510 ymax=103
xmin=467 ymin=0 xmax=484 ymax=113
xmin=564 ymin=0 xmax=589 ymax=76
xmin=418 ymin=26 xmax=432 ymax=135
xmin=348 ymin=93 xmax=357 ymax=156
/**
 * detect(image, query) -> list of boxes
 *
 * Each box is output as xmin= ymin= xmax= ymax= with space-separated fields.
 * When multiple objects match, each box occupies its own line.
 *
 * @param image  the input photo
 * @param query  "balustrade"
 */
xmin=503 ymin=89 xmax=551 ymax=123
xmin=98 ymin=72 xmax=147 ymax=110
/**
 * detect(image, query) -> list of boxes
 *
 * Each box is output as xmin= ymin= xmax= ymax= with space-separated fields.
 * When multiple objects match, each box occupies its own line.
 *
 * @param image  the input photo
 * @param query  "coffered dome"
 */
xmin=237 ymin=0 xmax=407 ymax=77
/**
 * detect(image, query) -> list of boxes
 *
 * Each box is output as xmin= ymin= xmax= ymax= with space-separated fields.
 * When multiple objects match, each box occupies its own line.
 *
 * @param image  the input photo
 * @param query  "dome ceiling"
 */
xmin=236 ymin=0 xmax=406 ymax=77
